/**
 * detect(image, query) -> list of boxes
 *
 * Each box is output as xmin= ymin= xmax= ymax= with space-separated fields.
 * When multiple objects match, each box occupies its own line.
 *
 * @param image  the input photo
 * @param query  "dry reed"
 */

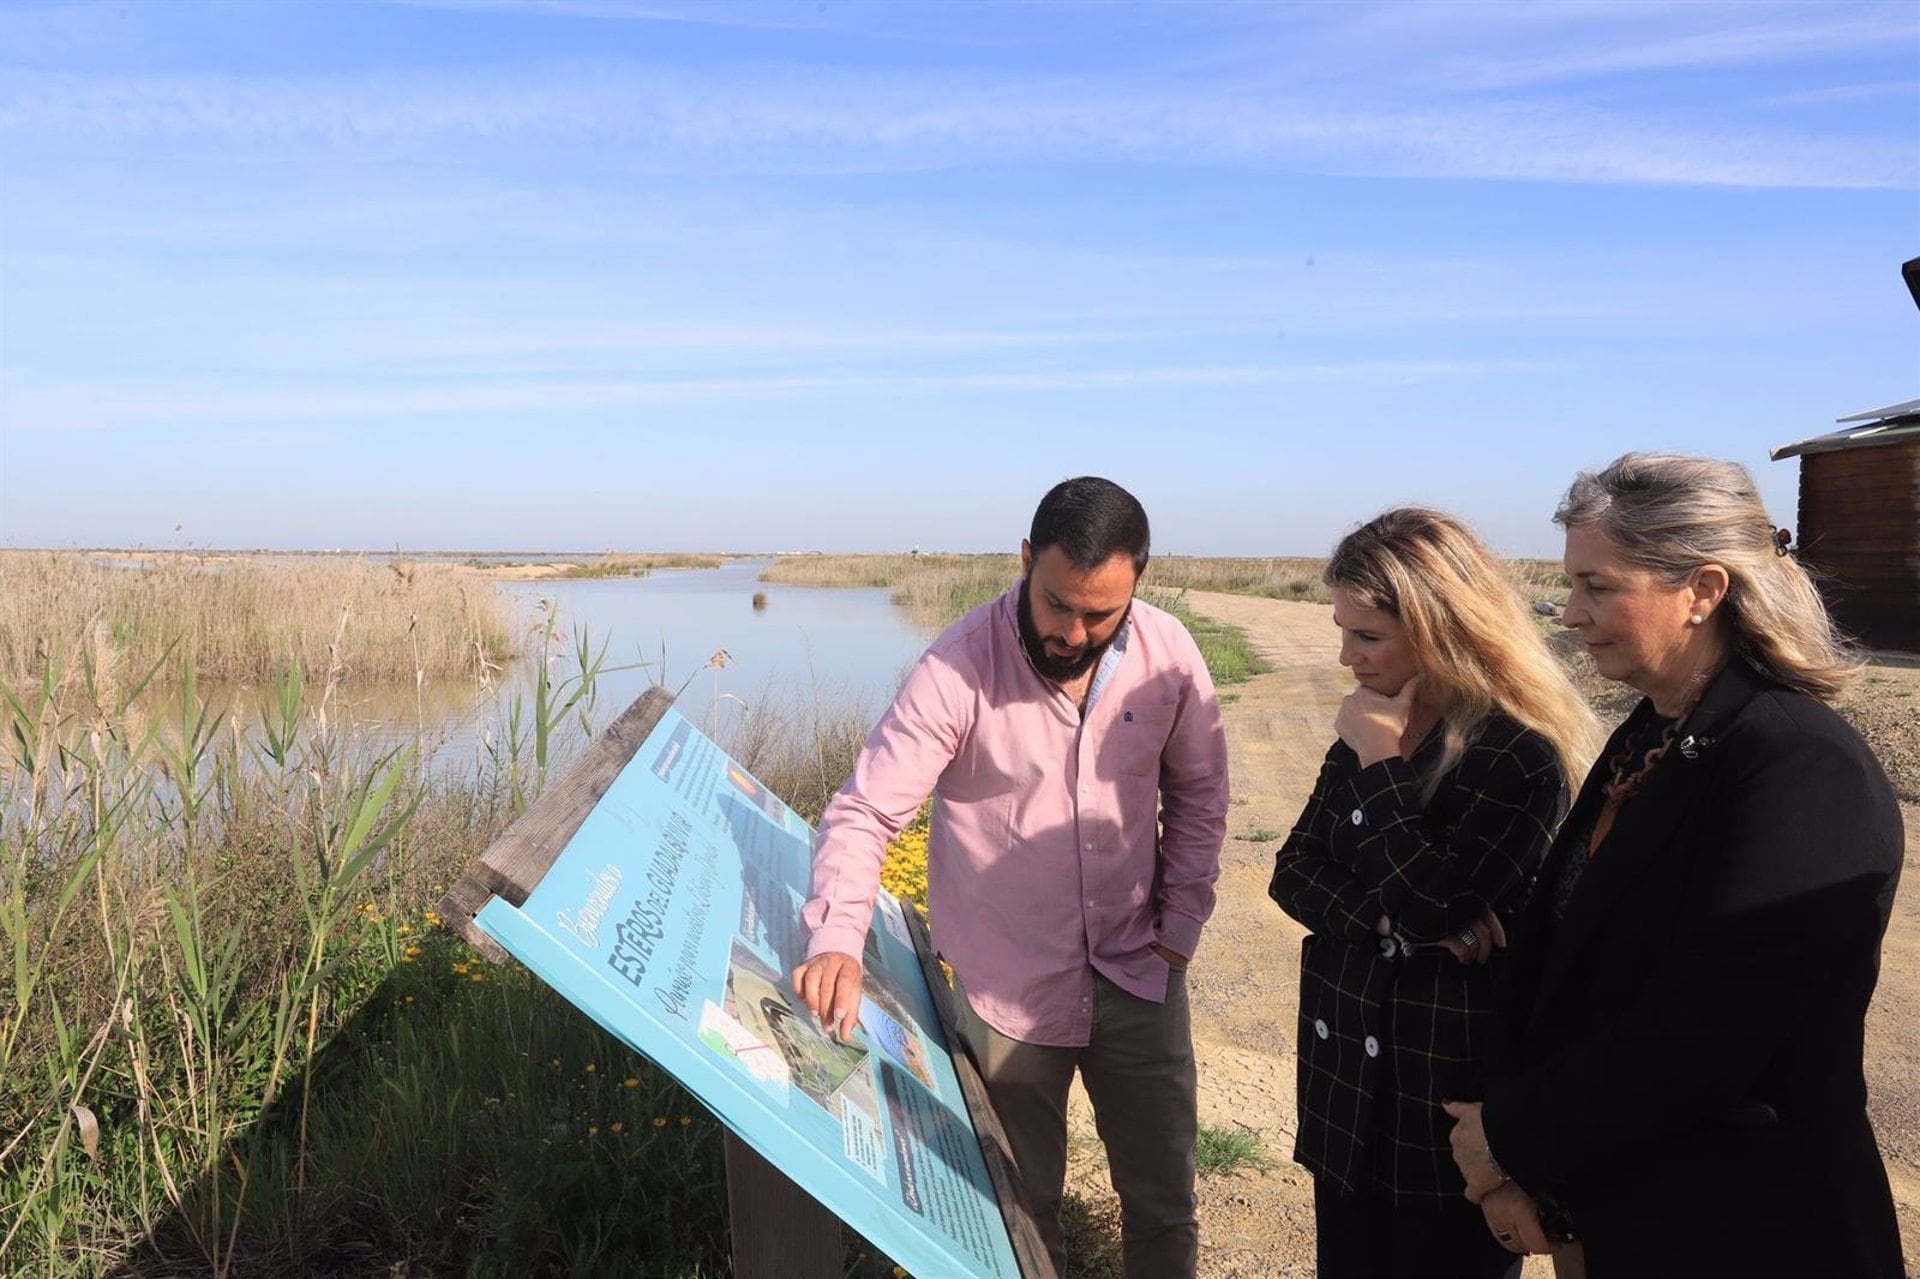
xmin=763 ymin=555 xmax=1018 ymax=629
xmin=562 ymin=553 xmax=726 ymax=578
xmin=765 ymin=553 xmax=1573 ymax=620
xmin=718 ymin=683 xmax=881 ymax=823
xmin=1144 ymin=556 xmax=1334 ymax=602
xmin=0 ymin=551 xmax=516 ymax=687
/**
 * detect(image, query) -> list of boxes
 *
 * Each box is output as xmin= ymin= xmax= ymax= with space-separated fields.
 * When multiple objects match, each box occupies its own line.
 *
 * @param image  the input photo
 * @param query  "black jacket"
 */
xmin=1485 ymin=660 xmax=1905 ymax=1277
xmin=1270 ymin=714 xmax=1565 ymax=1202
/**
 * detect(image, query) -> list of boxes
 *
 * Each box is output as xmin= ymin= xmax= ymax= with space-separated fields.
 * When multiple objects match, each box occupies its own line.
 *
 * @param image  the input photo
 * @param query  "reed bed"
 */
xmin=763 ymin=554 xmax=1018 ymax=630
xmin=717 ymin=683 xmax=880 ymax=826
xmin=1144 ymin=556 xmax=1333 ymax=602
xmin=762 ymin=555 xmax=1272 ymax=685
xmin=0 ymin=552 xmax=517 ymax=689
xmin=560 ymin=553 xmax=726 ymax=579
xmin=767 ymin=552 xmax=1574 ymax=616
xmin=0 ymin=626 xmax=934 ymax=1276
xmin=761 ymin=553 xmax=986 ymax=591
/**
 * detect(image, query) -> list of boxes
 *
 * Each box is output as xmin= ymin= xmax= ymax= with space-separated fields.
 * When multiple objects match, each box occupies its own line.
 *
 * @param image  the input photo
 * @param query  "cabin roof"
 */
xmin=1770 ymin=399 xmax=1920 ymax=461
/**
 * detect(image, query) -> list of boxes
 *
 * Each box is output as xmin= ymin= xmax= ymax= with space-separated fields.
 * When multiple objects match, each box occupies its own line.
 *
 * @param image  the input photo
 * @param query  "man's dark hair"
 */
xmin=1029 ymin=476 xmax=1151 ymax=574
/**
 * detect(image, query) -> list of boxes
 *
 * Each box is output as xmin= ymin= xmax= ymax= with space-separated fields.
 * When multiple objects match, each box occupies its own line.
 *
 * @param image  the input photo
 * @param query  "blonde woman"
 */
xmin=1270 ymin=507 xmax=1597 ymax=1278
xmin=1448 ymin=455 xmax=1904 ymax=1277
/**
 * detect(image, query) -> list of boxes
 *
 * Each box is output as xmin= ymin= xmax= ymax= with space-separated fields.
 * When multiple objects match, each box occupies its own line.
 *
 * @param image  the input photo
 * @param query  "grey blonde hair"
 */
xmin=1554 ymin=452 xmax=1860 ymax=701
xmin=1327 ymin=507 xmax=1599 ymax=804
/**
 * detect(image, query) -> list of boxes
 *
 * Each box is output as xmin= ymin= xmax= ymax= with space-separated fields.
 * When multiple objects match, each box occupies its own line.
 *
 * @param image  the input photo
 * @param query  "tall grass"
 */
xmin=0 ymin=621 xmax=927 ymax=1275
xmin=762 ymin=555 xmax=1276 ymax=684
xmin=560 ymin=553 xmax=726 ymax=579
xmin=0 ymin=635 xmax=536 ymax=1272
xmin=2 ymin=548 xmax=1424 ymax=1273
xmin=762 ymin=554 xmax=1017 ymax=630
xmin=767 ymin=552 xmax=1574 ymax=617
xmin=765 ymin=552 xmax=1334 ymax=610
xmin=718 ymin=682 xmax=882 ymax=824
xmin=0 ymin=552 xmax=516 ymax=688
xmin=1144 ymin=556 xmax=1333 ymax=602
xmin=1150 ymin=554 xmax=1570 ymax=605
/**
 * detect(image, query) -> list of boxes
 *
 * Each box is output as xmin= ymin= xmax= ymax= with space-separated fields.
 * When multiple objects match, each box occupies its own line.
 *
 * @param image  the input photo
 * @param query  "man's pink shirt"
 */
xmin=802 ymin=584 xmax=1230 ymax=1047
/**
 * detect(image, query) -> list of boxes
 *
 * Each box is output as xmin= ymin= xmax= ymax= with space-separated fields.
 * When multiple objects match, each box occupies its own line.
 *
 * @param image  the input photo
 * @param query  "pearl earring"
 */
xmin=1689 ymin=615 xmax=1704 ymax=626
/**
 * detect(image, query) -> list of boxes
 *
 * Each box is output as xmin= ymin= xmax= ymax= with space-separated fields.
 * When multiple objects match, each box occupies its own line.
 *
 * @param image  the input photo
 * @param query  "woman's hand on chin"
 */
xmin=1335 ymin=675 xmax=1421 ymax=767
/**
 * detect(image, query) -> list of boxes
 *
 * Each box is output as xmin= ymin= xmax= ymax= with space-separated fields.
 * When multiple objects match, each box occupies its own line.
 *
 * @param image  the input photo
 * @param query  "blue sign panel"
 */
xmin=474 ymin=708 xmax=1021 ymax=1278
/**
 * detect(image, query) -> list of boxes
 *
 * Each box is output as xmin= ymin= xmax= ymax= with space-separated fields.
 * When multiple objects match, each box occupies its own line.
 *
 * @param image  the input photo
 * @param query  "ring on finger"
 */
xmin=1459 ymin=928 xmax=1479 ymax=949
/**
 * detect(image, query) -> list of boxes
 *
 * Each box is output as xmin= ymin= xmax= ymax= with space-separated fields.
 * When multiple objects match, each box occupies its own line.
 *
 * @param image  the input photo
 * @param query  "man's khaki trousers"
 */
xmin=954 ymin=968 xmax=1199 ymax=1279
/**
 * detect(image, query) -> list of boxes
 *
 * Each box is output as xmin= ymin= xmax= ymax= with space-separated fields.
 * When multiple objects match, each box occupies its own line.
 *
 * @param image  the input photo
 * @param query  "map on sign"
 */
xmin=473 ymin=708 xmax=1021 ymax=1279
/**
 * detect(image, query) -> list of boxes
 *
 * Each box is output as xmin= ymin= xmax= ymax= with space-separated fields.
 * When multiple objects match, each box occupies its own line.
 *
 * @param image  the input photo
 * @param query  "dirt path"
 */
xmin=1062 ymin=591 xmax=1920 ymax=1276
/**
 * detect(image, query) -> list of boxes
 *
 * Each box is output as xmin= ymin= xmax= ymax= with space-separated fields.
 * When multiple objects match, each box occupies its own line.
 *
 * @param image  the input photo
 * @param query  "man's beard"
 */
xmin=1017 ymin=575 xmax=1125 ymax=683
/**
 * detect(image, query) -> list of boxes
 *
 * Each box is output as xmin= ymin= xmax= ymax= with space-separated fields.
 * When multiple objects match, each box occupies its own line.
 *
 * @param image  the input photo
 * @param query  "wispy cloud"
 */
xmin=381 ymin=0 xmax=823 ymax=32
xmin=1 ymin=359 xmax=1549 ymax=433
xmin=374 ymin=321 xmax=1261 ymax=362
xmin=1 ymin=60 xmax=1910 ymax=189
xmin=1420 ymin=6 xmax=1917 ymax=92
xmin=1761 ymin=78 xmax=1920 ymax=106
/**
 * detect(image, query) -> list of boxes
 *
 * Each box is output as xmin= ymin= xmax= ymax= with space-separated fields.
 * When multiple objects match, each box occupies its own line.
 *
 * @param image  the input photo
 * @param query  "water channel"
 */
xmin=302 ymin=560 xmax=956 ymax=768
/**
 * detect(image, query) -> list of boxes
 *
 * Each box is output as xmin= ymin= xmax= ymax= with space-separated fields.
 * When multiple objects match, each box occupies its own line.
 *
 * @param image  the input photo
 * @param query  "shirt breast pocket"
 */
xmin=1112 ymin=704 xmax=1177 ymax=776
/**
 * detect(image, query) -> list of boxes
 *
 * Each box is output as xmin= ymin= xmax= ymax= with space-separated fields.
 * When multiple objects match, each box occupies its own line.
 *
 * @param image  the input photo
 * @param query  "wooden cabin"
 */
xmin=1770 ymin=400 xmax=1920 ymax=655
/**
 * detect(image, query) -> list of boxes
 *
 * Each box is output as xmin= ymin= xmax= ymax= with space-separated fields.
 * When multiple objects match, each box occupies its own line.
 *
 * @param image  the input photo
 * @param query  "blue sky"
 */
xmin=1 ymin=0 xmax=1914 ymax=556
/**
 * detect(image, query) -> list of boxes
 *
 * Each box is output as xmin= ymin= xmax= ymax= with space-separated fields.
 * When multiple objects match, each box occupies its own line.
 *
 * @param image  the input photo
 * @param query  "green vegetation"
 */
xmin=1060 ymin=1191 xmax=1124 ymax=1279
xmin=1194 ymin=1124 xmax=1275 ymax=1178
xmin=0 ymin=623 xmax=911 ymax=1276
xmin=1235 ymin=829 xmax=1284 ymax=843
xmin=1143 ymin=589 xmax=1272 ymax=687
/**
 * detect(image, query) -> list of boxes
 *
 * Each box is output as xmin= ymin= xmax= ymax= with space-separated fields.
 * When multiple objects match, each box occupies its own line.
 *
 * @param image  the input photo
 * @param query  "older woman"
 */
xmin=1271 ymin=508 xmax=1597 ymax=1278
xmin=1447 ymin=454 xmax=1905 ymax=1277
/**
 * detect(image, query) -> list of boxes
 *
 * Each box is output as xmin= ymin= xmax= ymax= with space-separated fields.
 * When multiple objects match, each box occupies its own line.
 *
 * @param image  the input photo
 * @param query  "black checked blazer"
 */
xmin=1269 ymin=713 xmax=1566 ymax=1203
xmin=1484 ymin=661 xmax=1905 ymax=1277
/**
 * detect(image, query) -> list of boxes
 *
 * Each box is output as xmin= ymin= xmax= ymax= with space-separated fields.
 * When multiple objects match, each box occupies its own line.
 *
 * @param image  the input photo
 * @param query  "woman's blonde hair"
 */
xmin=1327 ymin=507 xmax=1599 ymax=802
xmin=1554 ymin=453 xmax=1860 ymax=701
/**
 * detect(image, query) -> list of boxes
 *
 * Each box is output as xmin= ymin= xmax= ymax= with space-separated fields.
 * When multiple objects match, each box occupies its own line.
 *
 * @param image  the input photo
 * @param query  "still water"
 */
xmin=496 ymin=560 xmax=943 ymax=730
xmin=296 ymin=561 xmax=960 ymax=768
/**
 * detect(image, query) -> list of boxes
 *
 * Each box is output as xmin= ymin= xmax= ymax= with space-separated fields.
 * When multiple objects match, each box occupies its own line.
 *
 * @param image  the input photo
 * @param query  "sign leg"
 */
xmin=725 ymin=1130 xmax=842 ymax=1279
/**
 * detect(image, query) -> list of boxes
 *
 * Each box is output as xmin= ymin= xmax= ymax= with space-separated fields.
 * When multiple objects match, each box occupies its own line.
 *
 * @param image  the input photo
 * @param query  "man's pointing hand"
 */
xmin=791 ymin=951 xmax=864 ymax=1042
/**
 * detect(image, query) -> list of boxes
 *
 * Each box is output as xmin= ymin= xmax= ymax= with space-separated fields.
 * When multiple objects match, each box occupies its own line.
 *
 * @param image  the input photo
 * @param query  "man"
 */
xmin=793 ymin=476 xmax=1230 ymax=1278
